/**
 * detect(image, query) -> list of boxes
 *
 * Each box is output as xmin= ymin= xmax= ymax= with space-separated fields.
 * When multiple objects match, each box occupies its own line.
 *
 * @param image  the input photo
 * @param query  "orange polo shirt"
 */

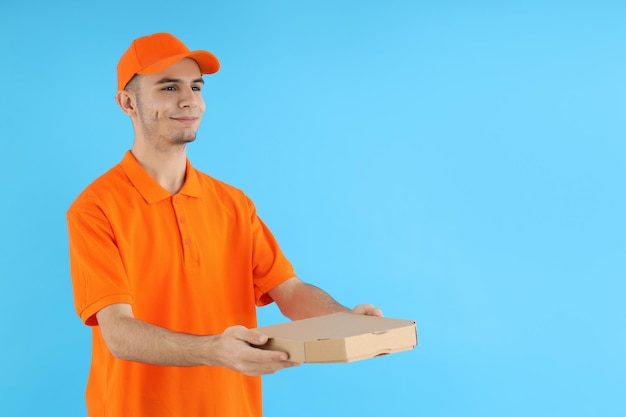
xmin=67 ymin=151 xmax=295 ymax=417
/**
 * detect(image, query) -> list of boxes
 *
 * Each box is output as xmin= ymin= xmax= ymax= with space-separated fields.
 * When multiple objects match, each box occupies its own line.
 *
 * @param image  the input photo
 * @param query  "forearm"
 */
xmin=274 ymin=280 xmax=351 ymax=320
xmin=270 ymin=277 xmax=384 ymax=320
xmin=96 ymin=303 xmax=299 ymax=373
xmin=102 ymin=315 xmax=213 ymax=366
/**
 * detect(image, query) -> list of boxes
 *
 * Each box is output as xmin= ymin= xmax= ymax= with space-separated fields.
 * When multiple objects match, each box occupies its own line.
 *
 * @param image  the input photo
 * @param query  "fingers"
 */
xmin=234 ymin=345 xmax=300 ymax=376
xmin=352 ymin=303 xmax=384 ymax=317
xmin=216 ymin=326 xmax=300 ymax=376
xmin=226 ymin=325 xmax=269 ymax=346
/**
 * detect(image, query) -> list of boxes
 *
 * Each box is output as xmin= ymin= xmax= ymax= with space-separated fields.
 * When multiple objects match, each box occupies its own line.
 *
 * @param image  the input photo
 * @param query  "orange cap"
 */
xmin=117 ymin=32 xmax=220 ymax=91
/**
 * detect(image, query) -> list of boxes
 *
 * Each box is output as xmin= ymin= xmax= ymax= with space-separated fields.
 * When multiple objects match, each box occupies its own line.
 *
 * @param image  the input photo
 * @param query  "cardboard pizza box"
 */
xmin=257 ymin=312 xmax=417 ymax=363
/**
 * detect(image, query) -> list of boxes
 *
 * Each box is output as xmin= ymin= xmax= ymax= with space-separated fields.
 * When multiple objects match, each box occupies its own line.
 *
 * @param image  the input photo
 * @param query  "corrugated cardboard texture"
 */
xmin=257 ymin=313 xmax=417 ymax=363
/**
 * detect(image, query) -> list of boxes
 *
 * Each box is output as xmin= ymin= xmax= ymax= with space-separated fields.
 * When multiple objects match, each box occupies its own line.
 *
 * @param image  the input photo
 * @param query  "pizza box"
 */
xmin=257 ymin=312 xmax=417 ymax=363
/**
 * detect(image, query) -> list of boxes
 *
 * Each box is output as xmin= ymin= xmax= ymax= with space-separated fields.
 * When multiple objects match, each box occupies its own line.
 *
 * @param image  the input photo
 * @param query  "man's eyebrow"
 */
xmin=155 ymin=77 xmax=205 ymax=85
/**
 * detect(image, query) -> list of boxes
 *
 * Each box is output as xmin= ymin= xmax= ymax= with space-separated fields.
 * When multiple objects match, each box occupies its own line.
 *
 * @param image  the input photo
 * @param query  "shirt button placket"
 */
xmin=173 ymin=195 xmax=191 ymax=257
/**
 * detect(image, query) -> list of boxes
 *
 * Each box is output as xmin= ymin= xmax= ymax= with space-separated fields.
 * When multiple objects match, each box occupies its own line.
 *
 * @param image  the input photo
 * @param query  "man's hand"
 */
xmin=352 ymin=303 xmax=384 ymax=317
xmin=208 ymin=325 xmax=300 ymax=376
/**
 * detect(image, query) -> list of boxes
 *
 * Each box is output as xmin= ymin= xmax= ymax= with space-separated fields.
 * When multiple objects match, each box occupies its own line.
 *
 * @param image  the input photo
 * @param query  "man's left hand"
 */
xmin=352 ymin=304 xmax=384 ymax=317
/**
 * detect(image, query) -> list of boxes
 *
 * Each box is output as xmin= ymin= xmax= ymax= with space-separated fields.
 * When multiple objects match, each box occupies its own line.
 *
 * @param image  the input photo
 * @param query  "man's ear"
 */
xmin=115 ymin=90 xmax=138 ymax=116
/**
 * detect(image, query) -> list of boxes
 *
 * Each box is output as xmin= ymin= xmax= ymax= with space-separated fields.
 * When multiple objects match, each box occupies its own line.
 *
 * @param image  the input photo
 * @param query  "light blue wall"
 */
xmin=1 ymin=1 xmax=624 ymax=416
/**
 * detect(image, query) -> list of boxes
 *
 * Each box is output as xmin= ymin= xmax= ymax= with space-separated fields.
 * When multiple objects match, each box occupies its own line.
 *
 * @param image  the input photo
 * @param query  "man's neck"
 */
xmin=130 ymin=143 xmax=188 ymax=195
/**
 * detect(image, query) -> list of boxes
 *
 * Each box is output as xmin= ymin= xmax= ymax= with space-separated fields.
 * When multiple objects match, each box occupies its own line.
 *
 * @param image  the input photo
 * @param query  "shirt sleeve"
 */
xmin=67 ymin=203 xmax=133 ymax=326
xmin=247 ymin=198 xmax=296 ymax=306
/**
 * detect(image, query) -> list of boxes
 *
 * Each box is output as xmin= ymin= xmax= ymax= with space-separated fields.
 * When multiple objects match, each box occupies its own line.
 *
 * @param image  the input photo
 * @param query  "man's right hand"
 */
xmin=96 ymin=303 xmax=300 ymax=375
xmin=207 ymin=325 xmax=300 ymax=376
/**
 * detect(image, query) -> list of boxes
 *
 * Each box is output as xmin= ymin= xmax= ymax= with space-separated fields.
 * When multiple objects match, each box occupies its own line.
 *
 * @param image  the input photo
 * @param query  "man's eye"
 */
xmin=192 ymin=86 xmax=202 ymax=92
xmin=162 ymin=86 xmax=176 ymax=91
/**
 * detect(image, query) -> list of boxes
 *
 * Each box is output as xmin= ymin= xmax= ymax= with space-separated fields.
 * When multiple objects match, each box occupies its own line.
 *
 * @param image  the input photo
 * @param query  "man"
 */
xmin=67 ymin=32 xmax=382 ymax=417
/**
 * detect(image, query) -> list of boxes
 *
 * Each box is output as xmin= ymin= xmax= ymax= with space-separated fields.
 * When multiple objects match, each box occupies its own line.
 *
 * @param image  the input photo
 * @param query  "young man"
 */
xmin=67 ymin=32 xmax=381 ymax=416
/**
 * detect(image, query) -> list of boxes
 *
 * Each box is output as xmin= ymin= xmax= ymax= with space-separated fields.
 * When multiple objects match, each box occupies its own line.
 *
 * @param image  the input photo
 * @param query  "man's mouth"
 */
xmin=172 ymin=116 xmax=198 ymax=125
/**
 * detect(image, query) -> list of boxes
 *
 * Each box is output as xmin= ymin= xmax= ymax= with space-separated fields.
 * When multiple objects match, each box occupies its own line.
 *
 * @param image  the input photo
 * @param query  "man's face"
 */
xmin=132 ymin=58 xmax=206 ymax=148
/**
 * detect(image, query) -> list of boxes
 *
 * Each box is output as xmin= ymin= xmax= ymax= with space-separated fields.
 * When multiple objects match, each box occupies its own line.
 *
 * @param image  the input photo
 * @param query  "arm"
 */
xmin=96 ymin=303 xmax=299 ymax=374
xmin=267 ymin=277 xmax=383 ymax=321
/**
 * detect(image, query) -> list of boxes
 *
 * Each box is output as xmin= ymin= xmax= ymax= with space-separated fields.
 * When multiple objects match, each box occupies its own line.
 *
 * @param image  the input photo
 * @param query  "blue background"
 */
xmin=1 ymin=1 xmax=624 ymax=416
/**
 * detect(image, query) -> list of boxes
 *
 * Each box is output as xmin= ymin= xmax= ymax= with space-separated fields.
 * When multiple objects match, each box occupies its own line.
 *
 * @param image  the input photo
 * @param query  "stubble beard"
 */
xmin=136 ymin=98 xmax=198 ymax=152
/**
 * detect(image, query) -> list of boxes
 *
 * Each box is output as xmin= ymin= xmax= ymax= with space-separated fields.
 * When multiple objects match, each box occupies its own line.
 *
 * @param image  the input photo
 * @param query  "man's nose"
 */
xmin=179 ymin=86 xmax=199 ymax=108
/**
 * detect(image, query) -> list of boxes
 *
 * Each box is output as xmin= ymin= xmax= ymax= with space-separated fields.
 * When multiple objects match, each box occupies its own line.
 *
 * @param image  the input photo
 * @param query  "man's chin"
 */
xmin=171 ymin=134 xmax=197 ymax=144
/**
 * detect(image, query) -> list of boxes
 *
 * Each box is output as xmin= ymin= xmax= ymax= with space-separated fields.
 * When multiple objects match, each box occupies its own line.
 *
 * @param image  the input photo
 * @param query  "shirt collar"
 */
xmin=120 ymin=150 xmax=202 ymax=204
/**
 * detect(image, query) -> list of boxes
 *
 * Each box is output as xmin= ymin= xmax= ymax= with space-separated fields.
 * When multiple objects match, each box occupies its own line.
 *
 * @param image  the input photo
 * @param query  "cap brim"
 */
xmin=137 ymin=50 xmax=220 ymax=76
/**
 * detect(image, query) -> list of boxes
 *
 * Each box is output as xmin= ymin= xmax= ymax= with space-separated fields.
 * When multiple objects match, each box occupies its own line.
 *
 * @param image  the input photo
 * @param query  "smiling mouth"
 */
xmin=172 ymin=117 xmax=198 ymax=125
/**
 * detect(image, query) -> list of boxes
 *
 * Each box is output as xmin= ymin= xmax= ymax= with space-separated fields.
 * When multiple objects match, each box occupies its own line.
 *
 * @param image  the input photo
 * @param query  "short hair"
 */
xmin=124 ymin=74 xmax=141 ymax=93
